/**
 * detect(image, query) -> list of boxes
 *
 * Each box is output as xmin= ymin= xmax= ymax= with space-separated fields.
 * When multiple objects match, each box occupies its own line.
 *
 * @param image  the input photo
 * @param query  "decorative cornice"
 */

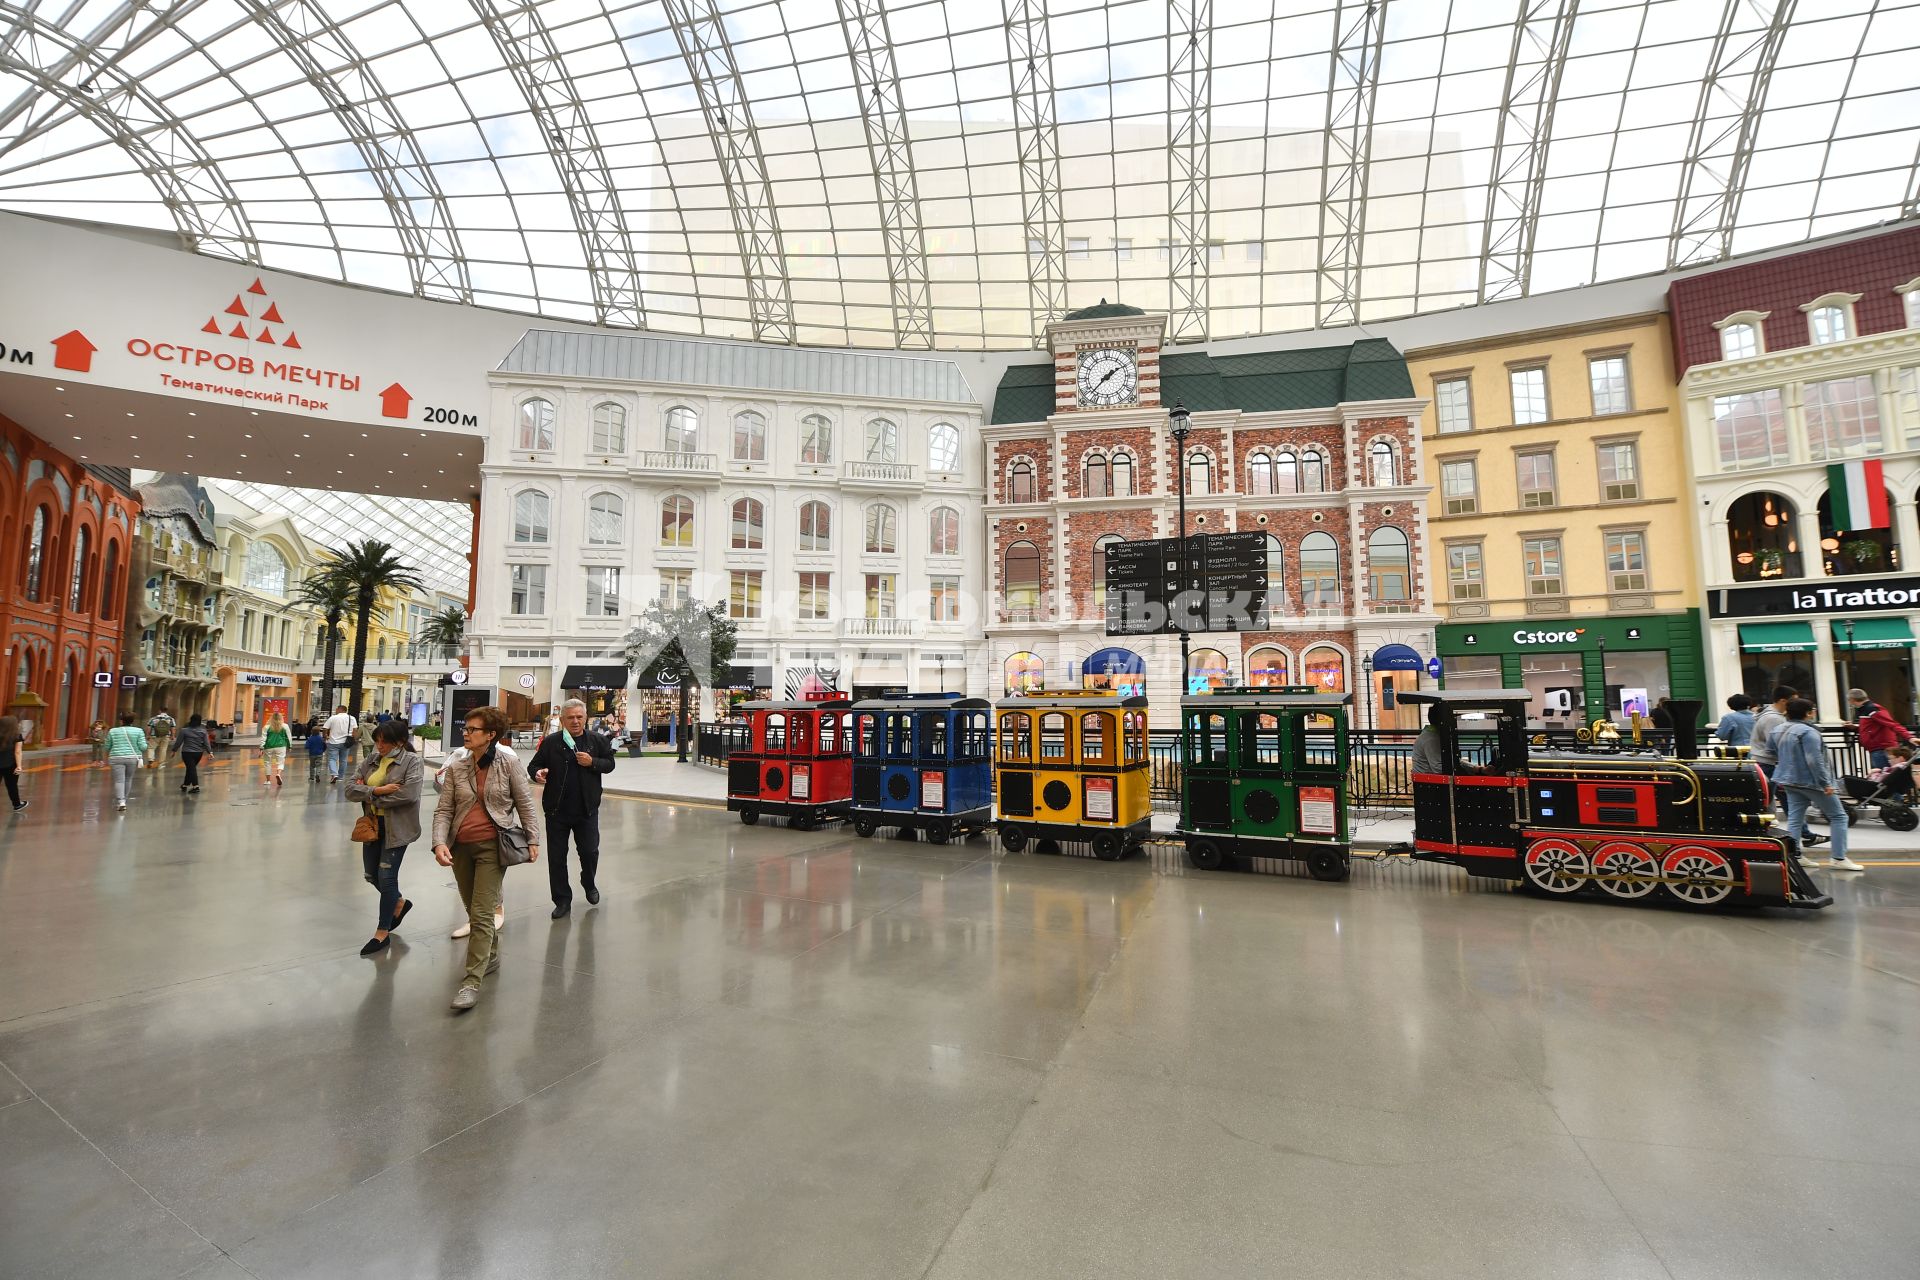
xmin=1682 ymin=329 xmax=1920 ymax=391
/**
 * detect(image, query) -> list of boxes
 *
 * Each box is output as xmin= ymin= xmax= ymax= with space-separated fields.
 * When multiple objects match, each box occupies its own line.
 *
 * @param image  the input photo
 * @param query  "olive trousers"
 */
xmin=450 ymin=836 xmax=505 ymax=988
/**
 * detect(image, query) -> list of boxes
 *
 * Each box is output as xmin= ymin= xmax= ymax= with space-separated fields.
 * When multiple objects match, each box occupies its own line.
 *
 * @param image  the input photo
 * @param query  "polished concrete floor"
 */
xmin=3 ymin=758 xmax=1919 ymax=1279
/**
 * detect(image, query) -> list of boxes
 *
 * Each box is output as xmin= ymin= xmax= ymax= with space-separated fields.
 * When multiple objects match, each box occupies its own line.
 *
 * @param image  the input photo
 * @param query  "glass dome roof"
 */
xmin=4 ymin=0 xmax=1916 ymax=350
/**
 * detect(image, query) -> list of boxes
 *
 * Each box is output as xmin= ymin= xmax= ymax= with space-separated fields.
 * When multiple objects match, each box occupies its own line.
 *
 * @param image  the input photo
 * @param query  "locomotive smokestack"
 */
xmin=1667 ymin=699 xmax=1703 ymax=759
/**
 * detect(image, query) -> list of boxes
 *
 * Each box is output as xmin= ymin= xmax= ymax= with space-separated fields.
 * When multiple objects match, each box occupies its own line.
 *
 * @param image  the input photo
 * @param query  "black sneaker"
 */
xmin=1802 ymin=833 xmax=1829 ymax=847
xmin=11 ymin=802 xmax=25 ymax=812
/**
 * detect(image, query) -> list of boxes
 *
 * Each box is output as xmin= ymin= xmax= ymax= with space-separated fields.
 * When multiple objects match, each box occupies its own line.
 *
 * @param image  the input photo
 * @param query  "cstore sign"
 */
xmin=1708 ymin=573 xmax=1920 ymax=619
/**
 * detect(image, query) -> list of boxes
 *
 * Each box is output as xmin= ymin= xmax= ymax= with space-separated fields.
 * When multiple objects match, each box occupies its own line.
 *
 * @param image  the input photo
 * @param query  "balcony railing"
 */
xmin=635 ymin=450 xmax=718 ymax=475
xmin=840 ymin=616 xmax=921 ymax=638
xmin=294 ymin=642 xmax=462 ymax=668
xmin=843 ymin=460 xmax=917 ymax=484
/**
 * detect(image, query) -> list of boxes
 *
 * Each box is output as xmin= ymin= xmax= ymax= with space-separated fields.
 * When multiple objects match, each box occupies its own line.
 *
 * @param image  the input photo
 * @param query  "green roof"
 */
xmin=989 ymin=337 xmax=1413 ymax=425
xmin=1060 ymin=299 xmax=1148 ymax=320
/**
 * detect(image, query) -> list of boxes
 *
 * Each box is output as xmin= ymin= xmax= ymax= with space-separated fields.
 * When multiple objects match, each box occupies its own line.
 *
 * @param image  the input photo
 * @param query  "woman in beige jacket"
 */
xmin=432 ymin=705 xmax=540 ymax=1011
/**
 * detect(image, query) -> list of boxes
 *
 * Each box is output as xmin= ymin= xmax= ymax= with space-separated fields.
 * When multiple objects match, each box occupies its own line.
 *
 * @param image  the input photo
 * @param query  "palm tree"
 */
xmin=286 ymin=566 xmax=353 ymax=718
xmin=327 ymin=540 xmax=425 ymax=719
xmin=417 ymin=606 xmax=465 ymax=660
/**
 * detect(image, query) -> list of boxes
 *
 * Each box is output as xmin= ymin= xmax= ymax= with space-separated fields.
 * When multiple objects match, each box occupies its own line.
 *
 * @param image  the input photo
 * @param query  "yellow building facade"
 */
xmin=1404 ymin=313 xmax=1709 ymax=724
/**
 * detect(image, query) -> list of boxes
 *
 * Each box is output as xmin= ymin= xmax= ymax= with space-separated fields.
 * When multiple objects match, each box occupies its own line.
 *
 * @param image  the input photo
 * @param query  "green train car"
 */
xmin=1174 ymin=687 xmax=1354 ymax=881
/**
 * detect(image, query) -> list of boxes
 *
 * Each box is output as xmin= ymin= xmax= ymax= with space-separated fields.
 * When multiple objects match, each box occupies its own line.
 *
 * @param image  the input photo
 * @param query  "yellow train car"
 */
xmin=993 ymin=691 xmax=1152 ymax=860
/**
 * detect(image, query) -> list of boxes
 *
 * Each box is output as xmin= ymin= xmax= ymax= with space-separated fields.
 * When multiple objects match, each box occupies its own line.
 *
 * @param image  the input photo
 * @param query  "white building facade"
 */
xmin=467 ymin=331 xmax=988 ymax=711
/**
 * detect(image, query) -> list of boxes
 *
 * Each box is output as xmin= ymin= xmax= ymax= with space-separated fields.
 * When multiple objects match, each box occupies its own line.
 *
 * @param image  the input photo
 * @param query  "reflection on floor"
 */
xmin=2 ymin=760 xmax=1918 ymax=1279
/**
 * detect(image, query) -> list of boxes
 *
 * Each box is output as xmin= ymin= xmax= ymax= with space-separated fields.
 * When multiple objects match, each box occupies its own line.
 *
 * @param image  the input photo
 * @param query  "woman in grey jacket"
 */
xmin=1771 ymin=698 xmax=1865 ymax=872
xmin=345 ymin=720 xmax=426 ymax=955
xmin=432 ymin=705 xmax=541 ymax=1010
xmin=170 ymin=714 xmax=213 ymax=792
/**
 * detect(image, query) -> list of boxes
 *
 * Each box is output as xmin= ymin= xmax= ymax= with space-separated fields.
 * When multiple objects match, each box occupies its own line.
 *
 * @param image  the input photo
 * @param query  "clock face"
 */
xmin=1076 ymin=347 xmax=1139 ymax=407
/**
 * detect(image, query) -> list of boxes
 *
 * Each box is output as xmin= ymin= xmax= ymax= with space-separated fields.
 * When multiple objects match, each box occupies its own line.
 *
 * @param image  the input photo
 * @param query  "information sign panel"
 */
xmin=1104 ymin=533 xmax=1272 ymax=635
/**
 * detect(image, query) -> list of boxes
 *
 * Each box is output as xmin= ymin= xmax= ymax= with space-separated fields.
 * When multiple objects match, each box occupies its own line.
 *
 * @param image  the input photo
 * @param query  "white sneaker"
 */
xmin=1797 ymin=854 xmax=1822 ymax=868
xmin=451 ymin=920 xmax=472 ymax=939
xmin=1828 ymin=857 xmax=1867 ymax=871
xmin=115 ymin=802 xmax=126 ymax=812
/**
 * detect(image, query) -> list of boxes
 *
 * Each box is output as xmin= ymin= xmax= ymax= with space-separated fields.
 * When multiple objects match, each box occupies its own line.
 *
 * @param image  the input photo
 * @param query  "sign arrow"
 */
xmin=50 ymin=329 xmax=97 ymax=373
xmin=378 ymin=382 xmax=411 ymax=419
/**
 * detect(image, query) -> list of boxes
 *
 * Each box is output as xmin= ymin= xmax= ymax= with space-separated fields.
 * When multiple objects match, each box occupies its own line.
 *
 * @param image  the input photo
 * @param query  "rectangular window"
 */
xmin=865 ymin=573 xmax=896 ymax=619
xmin=797 ymin=572 xmax=830 ymax=621
xmin=1516 ymin=450 xmax=1557 ymax=508
xmin=658 ymin=568 xmax=691 ymax=609
xmin=728 ymin=569 xmax=762 ymax=620
xmin=1713 ymin=388 xmax=1789 ymax=469
xmin=510 ymin=564 xmax=547 ymax=615
xmin=1114 ymin=238 xmax=1132 ymax=260
xmin=1157 ymin=239 xmax=1172 ymax=261
xmin=1523 ymin=537 xmax=1563 ymax=596
xmin=1434 ymin=377 xmax=1472 ymax=434
xmin=585 ymin=567 xmax=621 ymax=617
xmin=930 ymin=575 xmax=960 ymax=622
xmin=1440 ymin=458 xmax=1478 ymax=515
xmin=1509 ymin=366 xmax=1549 ymax=424
xmin=1899 ymin=367 xmax=1920 ymax=444
xmin=1067 ymin=237 xmax=1090 ymax=260
xmin=1803 ymin=375 xmax=1884 ymax=461
xmin=1605 ymin=531 xmax=1648 ymax=593
xmin=241 ymin=610 xmax=253 ymax=650
xmin=1588 ymin=355 xmax=1631 ymax=415
xmin=1244 ymin=240 xmax=1263 ymax=262
xmin=1447 ymin=544 xmax=1484 ymax=600
xmin=1206 ymin=241 xmax=1226 ymax=263
xmin=1597 ymin=441 xmax=1639 ymax=501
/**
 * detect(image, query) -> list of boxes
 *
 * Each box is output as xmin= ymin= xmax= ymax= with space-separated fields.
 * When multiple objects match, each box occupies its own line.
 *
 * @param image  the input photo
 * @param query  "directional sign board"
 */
xmin=1105 ymin=533 xmax=1272 ymax=636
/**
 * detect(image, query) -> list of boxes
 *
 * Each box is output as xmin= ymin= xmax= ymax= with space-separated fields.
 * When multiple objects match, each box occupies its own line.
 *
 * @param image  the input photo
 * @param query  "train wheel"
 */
xmin=1592 ymin=840 xmax=1659 ymax=900
xmin=739 ymin=809 xmax=759 ymax=827
xmin=999 ymin=824 xmax=1028 ymax=853
xmin=1092 ymin=831 xmax=1126 ymax=861
xmin=1306 ymin=851 xmax=1350 ymax=882
xmin=926 ymin=821 xmax=951 ymax=846
xmin=1523 ymin=838 xmax=1590 ymax=895
xmin=1186 ymin=838 xmax=1226 ymax=871
xmin=791 ymin=814 xmax=813 ymax=832
xmin=1661 ymin=846 xmax=1733 ymax=907
xmin=852 ymin=818 xmax=877 ymax=839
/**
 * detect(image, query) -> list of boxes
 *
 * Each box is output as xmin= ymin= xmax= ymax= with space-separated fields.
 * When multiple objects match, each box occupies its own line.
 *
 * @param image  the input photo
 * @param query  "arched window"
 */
xmin=1299 ymin=447 xmax=1327 ymax=493
xmin=732 ymin=410 xmax=767 ymax=462
xmin=68 ymin=526 xmax=90 ymax=611
xmin=1092 ymin=534 xmax=1121 ymax=608
xmin=99 ymin=540 xmax=120 ymax=621
xmin=1300 ymin=531 xmax=1341 ymax=609
xmin=1720 ymin=322 xmax=1760 ymax=360
xmin=731 ymin=497 xmax=765 ymax=549
xmin=1110 ymin=450 xmax=1135 ymax=496
xmin=800 ymin=414 xmax=833 ymax=464
xmin=1728 ymin=492 xmax=1800 ymax=581
xmin=865 ymin=504 xmax=897 ymax=553
xmin=586 ymin=493 xmax=623 ymax=545
xmin=1247 ymin=451 xmax=1274 ymax=496
xmin=1004 ymin=653 xmax=1044 ymax=696
xmin=1188 ymin=647 xmax=1231 ymax=692
xmin=1275 ymin=451 xmax=1298 ymax=494
xmin=798 ymin=501 xmax=831 ymax=551
xmin=516 ymin=398 xmax=555 ymax=451
xmin=1302 ymin=645 xmax=1346 ymax=693
xmin=1007 ymin=457 xmax=1036 ymax=504
xmin=1084 ymin=451 xmax=1110 ymax=498
xmin=865 ymin=418 xmax=899 ymax=463
xmin=1809 ymin=305 xmax=1850 ymax=345
xmin=21 ymin=506 xmax=47 ymax=601
xmin=243 ymin=541 xmax=288 ymax=594
xmin=512 ymin=490 xmax=550 ymax=544
xmin=664 ymin=405 xmax=699 ymax=453
xmin=1367 ymin=526 xmax=1411 ymax=606
xmin=1247 ymin=646 xmax=1289 ymax=686
xmin=1818 ymin=486 xmax=1898 ymax=577
xmin=1369 ymin=440 xmax=1399 ymax=487
xmin=1186 ymin=450 xmax=1211 ymax=495
xmin=591 ymin=402 xmax=626 ymax=453
xmin=928 ymin=422 xmax=960 ymax=472
xmin=1005 ymin=540 xmax=1041 ymax=620
xmin=928 ymin=506 xmax=960 ymax=556
xmin=660 ymin=495 xmax=694 ymax=547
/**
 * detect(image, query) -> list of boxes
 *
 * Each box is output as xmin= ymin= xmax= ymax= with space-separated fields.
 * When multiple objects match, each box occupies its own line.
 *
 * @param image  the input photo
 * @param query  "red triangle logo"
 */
xmin=202 ymin=317 xmax=222 ymax=334
xmin=281 ymin=332 xmax=301 ymax=349
xmin=261 ymin=302 xmax=283 ymax=324
xmin=256 ymin=327 xmax=275 ymax=344
xmin=247 ymin=278 xmax=268 ymax=295
xmin=228 ymin=321 xmax=248 ymax=338
xmin=225 ymin=295 xmax=248 ymax=317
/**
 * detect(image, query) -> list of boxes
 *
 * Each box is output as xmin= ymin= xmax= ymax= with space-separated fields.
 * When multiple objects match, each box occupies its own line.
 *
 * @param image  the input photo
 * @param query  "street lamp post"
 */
xmin=1361 ymin=652 xmax=1374 ymax=732
xmin=936 ymin=652 xmax=947 ymax=693
xmin=1170 ymin=404 xmax=1192 ymax=694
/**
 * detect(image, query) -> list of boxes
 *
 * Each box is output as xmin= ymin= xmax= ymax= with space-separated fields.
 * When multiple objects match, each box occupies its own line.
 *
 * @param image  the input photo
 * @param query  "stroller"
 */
xmin=1840 ymin=760 xmax=1919 ymax=830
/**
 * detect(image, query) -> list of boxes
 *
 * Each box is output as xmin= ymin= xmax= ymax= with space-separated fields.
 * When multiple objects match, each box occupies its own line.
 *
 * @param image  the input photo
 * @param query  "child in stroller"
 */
xmin=1841 ymin=742 xmax=1918 ymax=831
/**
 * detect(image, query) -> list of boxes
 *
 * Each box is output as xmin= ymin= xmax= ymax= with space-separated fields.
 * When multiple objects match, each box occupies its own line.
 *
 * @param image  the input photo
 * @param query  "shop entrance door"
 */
xmin=1844 ymin=649 xmax=1918 ymax=727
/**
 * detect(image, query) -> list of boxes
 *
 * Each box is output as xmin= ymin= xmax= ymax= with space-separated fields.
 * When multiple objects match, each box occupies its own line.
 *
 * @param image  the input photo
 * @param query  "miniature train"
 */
xmin=723 ymin=686 xmax=1833 ymax=912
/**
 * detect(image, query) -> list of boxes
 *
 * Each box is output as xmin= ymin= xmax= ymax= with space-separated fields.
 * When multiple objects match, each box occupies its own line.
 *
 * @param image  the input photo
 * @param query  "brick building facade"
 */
xmin=983 ymin=304 xmax=1437 ymax=725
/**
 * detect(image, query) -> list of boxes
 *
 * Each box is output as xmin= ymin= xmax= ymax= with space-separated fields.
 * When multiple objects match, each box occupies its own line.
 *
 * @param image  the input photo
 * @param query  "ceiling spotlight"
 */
xmin=244 ymin=433 xmax=252 ymax=439
xmin=186 ymin=434 xmax=196 ymax=440
xmin=63 ymin=413 xmax=73 ymax=418
xmin=303 ymin=433 xmax=310 ymax=438
xmin=71 ymin=435 xmax=81 ymax=440
xmin=250 ymin=411 xmax=258 ymax=416
xmin=125 ymin=411 xmax=135 ymax=417
xmin=54 ymin=385 xmax=64 ymax=391
xmin=128 ymin=434 xmax=137 ymax=440
xmin=187 ymin=411 xmax=196 ymax=416
xmin=361 ymin=433 xmax=368 ymax=438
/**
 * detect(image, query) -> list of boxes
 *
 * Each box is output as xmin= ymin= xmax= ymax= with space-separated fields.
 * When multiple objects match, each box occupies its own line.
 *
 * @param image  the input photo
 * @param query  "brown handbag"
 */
xmin=351 ymin=803 xmax=379 ymax=843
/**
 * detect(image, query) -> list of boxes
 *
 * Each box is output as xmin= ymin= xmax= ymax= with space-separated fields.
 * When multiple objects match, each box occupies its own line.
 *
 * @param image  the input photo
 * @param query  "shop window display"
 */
xmin=1727 ymin=491 xmax=1801 ymax=581
xmin=1604 ymin=651 xmax=1671 ymax=724
xmin=1301 ymin=645 xmax=1346 ymax=693
xmin=1816 ymin=487 xmax=1898 ymax=576
xmin=1441 ymin=654 xmax=1503 ymax=692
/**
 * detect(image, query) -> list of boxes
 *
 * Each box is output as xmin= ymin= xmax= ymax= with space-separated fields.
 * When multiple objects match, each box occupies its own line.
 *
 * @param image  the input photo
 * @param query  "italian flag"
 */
xmin=1828 ymin=458 xmax=1889 ymax=530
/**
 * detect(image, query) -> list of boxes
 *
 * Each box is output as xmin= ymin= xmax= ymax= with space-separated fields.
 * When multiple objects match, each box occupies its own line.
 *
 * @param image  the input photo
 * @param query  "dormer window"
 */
xmin=1801 ymin=292 xmax=1862 ymax=346
xmin=1898 ymin=279 xmax=1920 ymax=329
xmin=1712 ymin=310 xmax=1769 ymax=361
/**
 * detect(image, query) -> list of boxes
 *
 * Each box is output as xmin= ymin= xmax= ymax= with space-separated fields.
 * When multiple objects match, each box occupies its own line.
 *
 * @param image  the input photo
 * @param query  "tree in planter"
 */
xmin=285 ymin=566 xmax=353 ymax=718
xmin=622 ymin=597 xmax=738 ymax=762
xmin=417 ymin=606 xmax=466 ymax=659
xmin=325 ymin=540 xmax=426 ymax=720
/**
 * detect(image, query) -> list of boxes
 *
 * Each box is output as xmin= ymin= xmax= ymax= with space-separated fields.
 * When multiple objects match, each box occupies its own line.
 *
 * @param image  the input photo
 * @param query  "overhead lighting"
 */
xmin=71 ymin=435 xmax=81 ymax=440
xmin=186 ymin=434 xmax=196 ymax=440
xmin=54 ymin=385 xmax=64 ymax=391
xmin=187 ymin=411 xmax=196 ymax=417
xmin=125 ymin=411 xmax=135 ymax=417
xmin=63 ymin=413 xmax=73 ymax=418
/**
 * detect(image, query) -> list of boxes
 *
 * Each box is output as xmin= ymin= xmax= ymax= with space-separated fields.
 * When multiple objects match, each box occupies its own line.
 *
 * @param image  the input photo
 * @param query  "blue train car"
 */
xmin=849 ymin=693 xmax=994 ymax=843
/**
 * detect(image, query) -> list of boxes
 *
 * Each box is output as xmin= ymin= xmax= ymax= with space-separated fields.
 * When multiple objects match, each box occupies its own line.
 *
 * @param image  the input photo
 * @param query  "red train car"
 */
xmin=726 ymin=691 xmax=854 ymax=829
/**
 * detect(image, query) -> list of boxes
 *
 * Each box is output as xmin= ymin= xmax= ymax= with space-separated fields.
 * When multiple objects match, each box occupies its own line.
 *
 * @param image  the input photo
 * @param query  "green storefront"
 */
xmin=1434 ymin=611 xmax=1706 ymax=727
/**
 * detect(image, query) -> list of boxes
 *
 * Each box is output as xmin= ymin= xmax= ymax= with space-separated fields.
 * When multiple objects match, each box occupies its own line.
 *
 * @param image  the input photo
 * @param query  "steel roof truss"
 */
xmin=1316 ymin=0 xmax=1385 ymax=329
xmin=839 ymin=0 xmax=933 ymax=348
xmin=1478 ymin=0 xmax=1579 ymax=303
xmin=1006 ymin=0 xmax=1067 ymax=343
xmin=1168 ymin=0 xmax=1211 ymax=343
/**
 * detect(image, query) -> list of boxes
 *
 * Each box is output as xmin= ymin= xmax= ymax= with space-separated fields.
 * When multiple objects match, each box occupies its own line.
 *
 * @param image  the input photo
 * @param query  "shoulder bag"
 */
xmin=475 ymin=762 xmax=532 ymax=865
xmin=351 ymin=761 xmax=382 ymax=843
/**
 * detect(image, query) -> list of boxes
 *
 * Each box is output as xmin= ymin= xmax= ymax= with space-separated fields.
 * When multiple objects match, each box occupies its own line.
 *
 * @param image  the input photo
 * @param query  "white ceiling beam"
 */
xmin=1478 ymin=0 xmax=1580 ymax=303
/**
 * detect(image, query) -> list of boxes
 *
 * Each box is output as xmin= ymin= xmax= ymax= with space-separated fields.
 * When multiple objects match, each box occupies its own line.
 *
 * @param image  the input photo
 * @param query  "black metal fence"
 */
xmin=692 ymin=720 xmax=1867 ymax=810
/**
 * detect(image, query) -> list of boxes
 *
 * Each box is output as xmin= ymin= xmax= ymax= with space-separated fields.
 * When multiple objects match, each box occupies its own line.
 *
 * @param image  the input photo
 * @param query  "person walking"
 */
xmin=1713 ymin=694 xmax=1755 ymax=751
xmin=529 ymin=698 xmax=616 ymax=918
xmin=104 ymin=713 xmax=148 ymax=812
xmin=261 ymin=711 xmax=291 ymax=786
xmin=323 ymin=704 xmax=354 ymax=782
xmin=1848 ymin=687 xmax=1913 ymax=772
xmin=0 ymin=715 xmax=24 ymax=812
xmin=345 ymin=720 xmax=424 ymax=956
xmin=1749 ymin=684 xmax=1814 ymax=840
xmin=170 ymin=714 xmax=213 ymax=793
xmin=436 ymin=738 xmax=511 ymax=939
xmin=1774 ymin=697 xmax=1866 ymax=872
xmin=146 ymin=707 xmax=176 ymax=766
xmin=432 ymin=706 xmax=540 ymax=1012
xmin=88 ymin=718 xmax=109 ymax=767
xmin=353 ymin=716 xmax=376 ymax=770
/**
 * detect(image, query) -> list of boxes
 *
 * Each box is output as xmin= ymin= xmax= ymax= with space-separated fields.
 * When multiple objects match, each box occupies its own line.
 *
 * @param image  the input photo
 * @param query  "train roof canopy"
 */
xmin=995 ymin=692 xmax=1149 ymax=710
xmin=1398 ymin=690 xmax=1533 ymax=706
xmin=1181 ymin=691 xmax=1353 ymax=710
xmin=852 ymin=695 xmax=992 ymax=712
xmin=737 ymin=698 xmax=853 ymax=712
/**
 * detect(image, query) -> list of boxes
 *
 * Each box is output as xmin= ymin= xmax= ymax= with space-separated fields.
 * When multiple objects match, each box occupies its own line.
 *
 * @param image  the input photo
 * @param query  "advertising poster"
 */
xmin=262 ymin=698 xmax=290 ymax=722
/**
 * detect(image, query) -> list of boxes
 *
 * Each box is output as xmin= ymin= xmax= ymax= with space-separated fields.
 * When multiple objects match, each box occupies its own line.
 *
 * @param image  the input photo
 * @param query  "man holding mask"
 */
xmin=529 ymin=698 xmax=617 ymax=918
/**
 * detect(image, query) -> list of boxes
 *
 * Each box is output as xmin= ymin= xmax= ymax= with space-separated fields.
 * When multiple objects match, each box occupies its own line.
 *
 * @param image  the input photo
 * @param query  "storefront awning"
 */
xmin=1371 ymin=643 xmax=1425 ymax=671
xmin=560 ymin=664 xmax=629 ymax=690
xmin=1738 ymin=621 xmax=1817 ymax=653
xmin=1830 ymin=617 xmax=1916 ymax=650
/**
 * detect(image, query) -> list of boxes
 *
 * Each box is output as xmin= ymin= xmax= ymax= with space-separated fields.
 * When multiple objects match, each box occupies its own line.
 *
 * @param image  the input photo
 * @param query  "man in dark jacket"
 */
xmin=529 ymin=698 xmax=617 ymax=917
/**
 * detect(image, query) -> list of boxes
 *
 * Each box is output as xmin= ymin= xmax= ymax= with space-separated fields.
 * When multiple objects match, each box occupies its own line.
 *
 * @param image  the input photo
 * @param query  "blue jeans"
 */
xmin=1870 ymin=748 xmax=1890 ymax=771
xmin=361 ymin=827 xmax=408 ymax=931
xmin=1783 ymin=785 xmax=1848 ymax=860
xmin=326 ymin=742 xmax=350 ymax=778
